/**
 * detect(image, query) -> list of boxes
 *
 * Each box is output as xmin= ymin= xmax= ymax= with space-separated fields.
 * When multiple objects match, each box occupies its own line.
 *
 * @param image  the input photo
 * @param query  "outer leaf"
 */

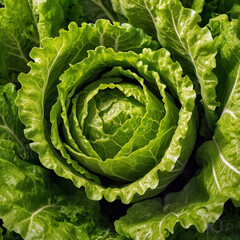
xmin=0 ymin=139 xmax=84 ymax=240
xmin=209 ymin=15 xmax=240 ymax=114
xmin=32 ymin=0 xmax=86 ymax=40
xmin=207 ymin=17 xmax=240 ymax=199
xmin=114 ymin=17 xmax=240 ymax=240
xmin=166 ymin=202 xmax=240 ymax=239
xmin=0 ymin=0 xmax=39 ymax=83
xmin=34 ymin=0 xmax=67 ymax=40
xmin=228 ymin=4 xmax=240 ymax=20
xmin=0 ymin=81 xmax=125 ymax=239
xmin=65 ymin=0 xmax=86 ymax=26
xmin=0 ymin=0 xmax=85 ymax=83
xmin=0 ymin=83 xmax=28 ymax=157
xmin=110 ymin=0 xmax=219 ymax=129
xmin=0 ymin=139 xmax=125 ymax=240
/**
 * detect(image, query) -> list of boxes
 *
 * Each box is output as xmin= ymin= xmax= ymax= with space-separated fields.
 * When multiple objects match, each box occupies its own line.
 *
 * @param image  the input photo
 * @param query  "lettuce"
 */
xmin=15 ymin=18 xmax=197 ymax=203
xmin=111 ymin=6 xmax=240 ymax=240
xmin=0 ymin=0 xmax=239 ymax=239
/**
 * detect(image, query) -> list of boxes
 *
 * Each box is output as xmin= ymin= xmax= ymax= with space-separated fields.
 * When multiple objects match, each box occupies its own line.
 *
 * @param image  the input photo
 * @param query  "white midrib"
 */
xmin=170 ymin=9 xmax=200 ymax=83
xmin=26 ymin=0 xmax=39 ymax=41
xmin=17 ymin=204 xmax=56 ymax=225
xmin=30 ymin=204 xmax=56 ymax=219
xmin=24 ymin=204 xmax=56 ymax=237
xmin=223 ymin=109 xmax=238 ymax=119
xmin=156 ymin=211 xmax=190 ymax=236
xmin=143 ymin=0 xmax=158 ymax=35
xmin=222 ymin=65 xmax=240 ymax=119
xmin=211 ymin=157 xmax=221 ymax=191
xmin=213 ymin=136 xmax=240 ymax=175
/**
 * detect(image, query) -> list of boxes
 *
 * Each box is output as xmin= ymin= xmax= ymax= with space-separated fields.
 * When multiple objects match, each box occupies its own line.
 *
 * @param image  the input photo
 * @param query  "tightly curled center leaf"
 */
xmin=52 ymin=50 xmax=179 ymax=182
xmin=76 ymin=79 xmax=148 ymax=160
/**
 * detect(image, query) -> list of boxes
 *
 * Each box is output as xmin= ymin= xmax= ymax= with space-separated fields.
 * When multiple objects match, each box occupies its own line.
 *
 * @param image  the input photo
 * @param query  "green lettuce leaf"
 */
xmin=0 ymin=0 xmax=85 ymax=84
xmin=0 ymin=83 xmax=28 ymax=157
xmin=114 ymin=16 xmax=240 ymax=240
xmin=110 ymin=0 xmax=219 ymax=129
xmin=167 ymin=201 xmax=240 ymax=239
xmin=0 ymin=139 xmax=126 ymax=239
xmin=0 ymin=0 xmax=39 ymax=83
xmin=228 ymin=4 xmax=240 ymax=20
xmin=1 ymin=1 xmax=239 ymax=239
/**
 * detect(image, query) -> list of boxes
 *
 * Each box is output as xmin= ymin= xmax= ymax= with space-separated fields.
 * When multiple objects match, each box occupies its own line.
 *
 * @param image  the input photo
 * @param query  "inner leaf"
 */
xmin=83 ymin=87 xmax=146 ymax=160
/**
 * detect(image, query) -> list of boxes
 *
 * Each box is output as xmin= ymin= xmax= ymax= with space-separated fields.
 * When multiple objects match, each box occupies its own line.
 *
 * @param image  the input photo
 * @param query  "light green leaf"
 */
xmin=209 ymin=16 xmax=240 ymax=115
xmin=0 ymin=138 xmax=124 ymax=240
xmin=0 ymin=0 xmax=39 ymax=83
xmin=0 ymin=0 xmax=86 ymax=83
xmin=167 ymin=202 xmax=240 ymax=239
xmin=33 ymin=0 xmax=67 ymax=40
xmin=110 ymin=0 xmax=219 ymax=129
xmin=191 ymin=0 xmax=205 ymax=13
xmin=114 ymin=17 xmax=240 ymax=240
xmin=206 ymin=17 xmax=240 ymax=199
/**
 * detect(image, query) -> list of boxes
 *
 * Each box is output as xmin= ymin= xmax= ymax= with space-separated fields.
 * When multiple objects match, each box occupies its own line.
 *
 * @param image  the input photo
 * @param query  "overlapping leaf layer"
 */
xmin=16 ymin=19 xmax=196 ymax=203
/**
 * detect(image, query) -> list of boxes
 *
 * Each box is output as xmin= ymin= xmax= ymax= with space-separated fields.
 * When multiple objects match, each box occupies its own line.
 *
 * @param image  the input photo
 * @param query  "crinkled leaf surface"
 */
xmin=0 ymin=0 xmax=86 ymax=83
xmin=0 ymin=0 xmax=39 ymax=83
xmin=1 ymin=1 xmax=239 ymax=240
xmin=0 ymin=138 xmax=126 ymax=240
xmin=114 ymin=17 xmax=240 ymax=240
xmin=167 ymin=202 xmax=240 ymax=239
xmin=0 ymin=82 xmax=126 ymax=240
xmin=110 ymin=0 xmax=219 ymax=129
xmin=16 ymin=19 xmax=196 ymax=204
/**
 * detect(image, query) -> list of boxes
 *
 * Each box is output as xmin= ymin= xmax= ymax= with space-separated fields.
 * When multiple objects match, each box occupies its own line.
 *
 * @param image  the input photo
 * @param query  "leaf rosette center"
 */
xmin=51 ymin=47 xmax=180 ymax=182
xmin=17 ymin=20 xmax=196 ymax=203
